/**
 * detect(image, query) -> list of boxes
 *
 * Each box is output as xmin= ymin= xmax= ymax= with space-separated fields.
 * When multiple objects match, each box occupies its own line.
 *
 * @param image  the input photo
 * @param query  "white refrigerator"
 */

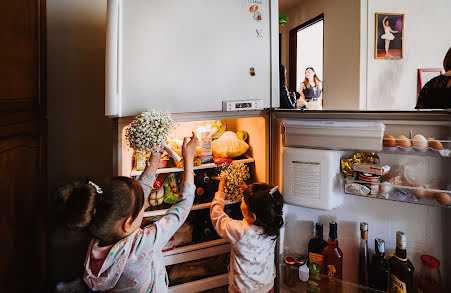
xmin=106 ymin=1 xmax=451 ymax=292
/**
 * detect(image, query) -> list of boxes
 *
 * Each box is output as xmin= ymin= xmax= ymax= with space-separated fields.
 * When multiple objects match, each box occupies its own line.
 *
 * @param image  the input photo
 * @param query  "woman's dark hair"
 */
xmin=56 ymin=176 xmax=144 ymax=244
xmin=243 ymin=183 xmax=284 ymax=238
xmin=280 ymin=64 xmax=287 ymax=88
xmin=444 ymin=47 xmax=451 ymax=72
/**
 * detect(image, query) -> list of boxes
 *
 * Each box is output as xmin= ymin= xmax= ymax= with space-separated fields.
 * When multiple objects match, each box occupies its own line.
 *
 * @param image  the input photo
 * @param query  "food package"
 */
xmin=163 ymin=174 xmax=180 ymax=204
xmin=197 ymin=126 xmax=213 ymax=164
xmin=170 ymin=222 xmax=193 ymax=247
xmin=168 ymin=138 xmax=202 ymax=167
xmin=212 ymin=131 xmax=249 ymax=158
xmin=340 ymin=152 xmax=379 ymax=177
xmin=353 ymin=163 xmax=390 ymax=176
xmin=152 ymin=174 xmax=167 ymax=191
xmin=135 ymin=152 xmax=147 ymax=171
xmin=208 ymin=120 xmax=226 ymax=139
xmin=141 ymin=216 xmax=161 ymax=229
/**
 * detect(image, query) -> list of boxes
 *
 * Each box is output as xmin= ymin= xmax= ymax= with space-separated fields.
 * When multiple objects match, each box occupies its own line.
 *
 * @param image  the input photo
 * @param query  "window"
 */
xmin=289 ymin=14 xmax=324 ymax=105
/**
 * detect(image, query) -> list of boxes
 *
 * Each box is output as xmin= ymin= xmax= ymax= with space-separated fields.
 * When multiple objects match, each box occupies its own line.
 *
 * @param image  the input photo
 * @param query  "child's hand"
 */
xmin=218 ymin=175 xmax=226 ymax=192
xmin=182 ymin=132 xmax=198 ymax=163
xmin=240 ymin=182 xmax=248 ymax=191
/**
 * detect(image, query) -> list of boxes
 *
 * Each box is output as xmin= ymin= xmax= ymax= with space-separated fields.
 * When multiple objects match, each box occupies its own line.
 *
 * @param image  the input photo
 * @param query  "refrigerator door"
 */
xmin=106 ymin=0 xmax=279 ymax=117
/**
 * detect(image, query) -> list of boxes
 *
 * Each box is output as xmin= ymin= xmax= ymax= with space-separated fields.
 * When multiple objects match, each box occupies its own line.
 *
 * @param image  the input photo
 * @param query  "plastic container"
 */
xmin=283 ymin=120 xmax=385 ymax=152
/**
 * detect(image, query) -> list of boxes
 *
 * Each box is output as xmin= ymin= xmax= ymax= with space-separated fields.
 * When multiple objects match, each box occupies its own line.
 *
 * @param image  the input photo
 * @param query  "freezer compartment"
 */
xmin=167 ymin=253 xmax=230 ymax=287
xmin=282 ymin=120 xmax=385 ymax=152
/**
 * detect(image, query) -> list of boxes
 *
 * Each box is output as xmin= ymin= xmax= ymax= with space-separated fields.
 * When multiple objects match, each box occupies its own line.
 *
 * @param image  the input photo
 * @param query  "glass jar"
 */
xmin=284 ymin=256 xmax=297 ymax=287
xmin=307 ymin=263 xmax=321 ymax=293
xmin=417 ymin=255 xmax=443 ymax=293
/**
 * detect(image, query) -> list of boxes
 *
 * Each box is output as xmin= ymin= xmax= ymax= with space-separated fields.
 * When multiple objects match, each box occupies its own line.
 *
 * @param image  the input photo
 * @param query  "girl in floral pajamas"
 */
xmin=210 ymin=179 xmax=284 ymax=293
xmin=57 ymin=133 xmax=198 ymax=293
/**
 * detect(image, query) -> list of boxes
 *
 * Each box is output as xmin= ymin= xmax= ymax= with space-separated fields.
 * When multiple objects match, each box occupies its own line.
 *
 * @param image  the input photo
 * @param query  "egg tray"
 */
xmin=382 ymin=146 xmax=450 ymax=157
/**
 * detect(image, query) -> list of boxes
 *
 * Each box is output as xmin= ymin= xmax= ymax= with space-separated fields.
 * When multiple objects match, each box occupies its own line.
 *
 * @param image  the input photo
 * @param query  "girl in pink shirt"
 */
xmin=210 ymin=179 xmax=284 ymax=293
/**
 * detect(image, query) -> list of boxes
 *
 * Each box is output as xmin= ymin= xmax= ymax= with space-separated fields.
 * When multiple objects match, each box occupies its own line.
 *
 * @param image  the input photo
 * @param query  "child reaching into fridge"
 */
xmin=56 ymin=133 xmax=198 ymax=293
xmin=210 ymin=179 xmax=284 ymax=293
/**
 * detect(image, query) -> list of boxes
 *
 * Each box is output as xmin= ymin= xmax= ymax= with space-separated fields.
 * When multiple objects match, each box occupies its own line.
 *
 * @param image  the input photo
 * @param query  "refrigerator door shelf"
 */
xmin=282 ymin=120 xmax=385 ymax=152
xmin=283 ymin=148 xmax=344 ymax=210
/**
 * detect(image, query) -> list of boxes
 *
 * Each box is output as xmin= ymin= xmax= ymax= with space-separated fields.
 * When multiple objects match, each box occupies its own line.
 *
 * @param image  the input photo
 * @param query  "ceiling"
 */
xmin=279 ymin=0 xmax=302 ymax=12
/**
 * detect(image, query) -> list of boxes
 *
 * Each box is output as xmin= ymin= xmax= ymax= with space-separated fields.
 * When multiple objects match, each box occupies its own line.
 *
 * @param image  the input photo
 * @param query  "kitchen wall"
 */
xmin=364 ymin=0 xmax=451 ymax=110
xmin=47 ymin=0 xmax=110 ymax=287
xmin=279 ymin=0 xmax=364 ymax=110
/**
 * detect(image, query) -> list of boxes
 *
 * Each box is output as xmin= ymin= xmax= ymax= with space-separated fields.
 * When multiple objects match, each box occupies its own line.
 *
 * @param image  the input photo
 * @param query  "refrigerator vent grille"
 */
xmin=291 ymin=161 xmax=320 ymax=199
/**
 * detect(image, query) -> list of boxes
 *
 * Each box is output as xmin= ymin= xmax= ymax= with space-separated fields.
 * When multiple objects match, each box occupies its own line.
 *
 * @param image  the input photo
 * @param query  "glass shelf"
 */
xmin=344 ymin=177 xmax=451 ymax=208
xmin=131 ymin=154 xmax=254 ymax=177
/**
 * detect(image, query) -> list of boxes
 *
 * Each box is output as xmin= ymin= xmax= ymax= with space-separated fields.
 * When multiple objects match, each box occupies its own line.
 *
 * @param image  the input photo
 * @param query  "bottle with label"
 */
xmin=388 ymin=231 xmax=414 ymax=293
xmin=308 ymin=223 xmax=327 ymax=272
xmin=358 ymin=222 xmax=369 ymax=286
xmin=321 ymin=221 xmax=343 ymax=279
xmin=369 ymin=238 xmax=388 ymax=292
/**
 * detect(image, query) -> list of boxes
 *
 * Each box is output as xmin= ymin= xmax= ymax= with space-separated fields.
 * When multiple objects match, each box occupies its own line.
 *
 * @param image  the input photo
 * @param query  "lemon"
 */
xmin=236 ymin=130 xmax=248 ymax=141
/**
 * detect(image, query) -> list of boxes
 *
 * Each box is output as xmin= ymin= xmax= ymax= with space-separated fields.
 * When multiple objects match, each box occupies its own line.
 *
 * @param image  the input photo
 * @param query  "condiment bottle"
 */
xmin=284 ymin=256 xmax=297 ymax=287
xmin=417 ymin=255 xmax=443 ymax=293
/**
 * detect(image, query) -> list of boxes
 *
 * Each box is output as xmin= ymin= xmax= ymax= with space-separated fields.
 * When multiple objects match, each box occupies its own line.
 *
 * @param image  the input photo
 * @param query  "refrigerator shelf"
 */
xmin=164 ymin=239 xmax=230 ymax=266
xmin=131 ymin=154 xmax=255 ymax=177
xmin=168 ymin=273 xmax=228 ymax=293
xmin=344 ymin=177 xmax=451 ymax=208
xmin=381 ymin=145 xmax=451 ymax=157
xmin=144 ymin=200 xmax=236 ymax=217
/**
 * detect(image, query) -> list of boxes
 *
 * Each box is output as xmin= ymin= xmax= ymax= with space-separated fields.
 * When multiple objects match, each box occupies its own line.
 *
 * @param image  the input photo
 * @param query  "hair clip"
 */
xmin=88 ymin=181 xmax=103 ymax=194
xmin=269 ymin=186 xmax=279 ymax=197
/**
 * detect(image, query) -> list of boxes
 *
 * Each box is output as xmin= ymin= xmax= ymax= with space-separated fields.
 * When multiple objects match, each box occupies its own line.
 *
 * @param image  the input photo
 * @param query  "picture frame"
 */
xmin=375 ymin=13 xmax=404 ymax=59
xmin=418 ymin=68 xmax=444 ymax=89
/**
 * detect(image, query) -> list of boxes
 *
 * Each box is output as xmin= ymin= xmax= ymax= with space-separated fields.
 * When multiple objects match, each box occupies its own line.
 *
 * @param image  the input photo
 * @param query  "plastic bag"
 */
xmin=163 ymin=174 xmax=180 ymax=204
xmin=212 ymin=131 xmax=249 ymax=158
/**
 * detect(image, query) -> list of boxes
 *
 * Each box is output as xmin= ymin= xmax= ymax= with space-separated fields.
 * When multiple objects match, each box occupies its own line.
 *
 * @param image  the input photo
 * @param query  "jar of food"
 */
xmin=284 ymin=256 xmax=297 ymax=287
xmin=359 ymin=172 xmax=380 ymax=196
xmin=307 ymin=263 xmax=321 ymax=293
xmin=417 ymin=255 xmax=443 ymax=293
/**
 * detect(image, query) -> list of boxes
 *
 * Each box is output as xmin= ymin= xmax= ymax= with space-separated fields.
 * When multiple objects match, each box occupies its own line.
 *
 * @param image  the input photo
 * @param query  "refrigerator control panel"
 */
xmin=222 ymin=99 xmax=263 ymax=111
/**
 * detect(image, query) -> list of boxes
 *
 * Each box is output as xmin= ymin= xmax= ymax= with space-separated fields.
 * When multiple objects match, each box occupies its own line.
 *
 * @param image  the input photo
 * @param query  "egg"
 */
xmin=427 ymin=138 xmax=444 ymax=150
xmin=383 ymin=134 xmax=396 ymax=147
xmin=396 ymin=135 xmax=411 ymax=148
xmin=412 ymin=134 xmax=428 ymax=149
xmin=435 ymin=192 xmax=451 ymax=205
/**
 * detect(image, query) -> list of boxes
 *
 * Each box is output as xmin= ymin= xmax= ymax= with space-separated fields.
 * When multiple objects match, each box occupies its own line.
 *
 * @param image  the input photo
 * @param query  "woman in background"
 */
xmin=279 ymin=64 xmax=301 ymax=109
xmin=416 ymin=47 xmax=451 ymax=109
xmin=380 ymin=16 xmax=399 ymax=56
xmin=298 ymin=67 xmax=322 ymax=110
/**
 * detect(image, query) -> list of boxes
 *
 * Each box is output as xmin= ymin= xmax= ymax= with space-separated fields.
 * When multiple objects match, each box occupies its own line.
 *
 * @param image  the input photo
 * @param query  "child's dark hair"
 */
xmin=56 ymin=176 xmax=144 ymax=245
xmin=243 ymin=183 xmax=284 ymax=238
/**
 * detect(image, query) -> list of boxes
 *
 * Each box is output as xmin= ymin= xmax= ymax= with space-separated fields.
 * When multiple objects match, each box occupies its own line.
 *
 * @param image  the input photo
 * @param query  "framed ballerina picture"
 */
xmin=375 ymin=13 xmax=404 ymax=59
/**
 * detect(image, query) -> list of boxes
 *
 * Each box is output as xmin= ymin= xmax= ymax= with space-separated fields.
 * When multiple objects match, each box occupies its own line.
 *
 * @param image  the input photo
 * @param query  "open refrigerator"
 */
xmin=112 ymin=110 xmax=451 ymax=292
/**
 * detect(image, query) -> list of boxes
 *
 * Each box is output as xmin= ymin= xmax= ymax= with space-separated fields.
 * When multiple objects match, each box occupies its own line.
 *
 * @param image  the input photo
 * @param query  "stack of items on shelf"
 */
xmin=283 ymin=222 xmax=445 ymax=293
xmin=342 ymin=153 xmax=451 ymax=207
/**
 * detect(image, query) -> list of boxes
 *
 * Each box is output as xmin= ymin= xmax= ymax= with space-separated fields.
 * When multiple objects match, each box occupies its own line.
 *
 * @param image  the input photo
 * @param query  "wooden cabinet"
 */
xmin=0 ymin=0 xmax=46 ymax=292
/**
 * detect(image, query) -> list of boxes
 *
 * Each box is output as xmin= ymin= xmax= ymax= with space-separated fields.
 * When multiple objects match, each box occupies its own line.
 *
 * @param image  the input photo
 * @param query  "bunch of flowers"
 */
xmin=125 ymin=110 xmax=174 ymax=152
xmin=220 ymin=162 xmax=250 ymax=202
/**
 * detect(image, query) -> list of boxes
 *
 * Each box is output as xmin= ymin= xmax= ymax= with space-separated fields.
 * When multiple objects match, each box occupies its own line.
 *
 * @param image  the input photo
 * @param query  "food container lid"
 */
xmin=421 ymin=255 xmax=440 ymax=268
xmin=284 ymin=256 xmax=296 ymax=265
xmin=295 ymin=255 xmax=307 ymax=266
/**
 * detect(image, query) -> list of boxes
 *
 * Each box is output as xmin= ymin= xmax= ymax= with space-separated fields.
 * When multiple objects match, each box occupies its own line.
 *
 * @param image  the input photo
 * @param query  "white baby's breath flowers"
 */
xmin=220 ymin=163 xmax=250 ymax=202
xmin=125 ymin=110 xmax=174 ymax=152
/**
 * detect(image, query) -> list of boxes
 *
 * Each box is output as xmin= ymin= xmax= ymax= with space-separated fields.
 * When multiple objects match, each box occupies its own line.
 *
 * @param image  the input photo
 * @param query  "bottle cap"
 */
xmin=360 ymin=222 xmax=368 ymax=231
xmin=284 ymin=256 xmax=296 ymax=265
xmin=375 ymin=238 xmax=385 ymax=253
xmin=421 ymin=255 xmax=440 ymax=268
xmin=315 ymin=223 xmax=323 ymax=230
xmin=295 ymin=255 xmax=307 ymax=266
xmin=329 ymin=221 xmax=338 ymax=239
xmin=396 ymin=231 xmax=406 ymax=250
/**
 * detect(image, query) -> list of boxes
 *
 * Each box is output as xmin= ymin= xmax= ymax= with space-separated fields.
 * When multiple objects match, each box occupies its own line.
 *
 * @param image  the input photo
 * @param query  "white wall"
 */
xmin=279 ymin=0 xmax=363 ymax=110
xmin=47 ymin=0 xmax=110 ymax=287
xmin=364 ymin=0 xmax=451 ymax=110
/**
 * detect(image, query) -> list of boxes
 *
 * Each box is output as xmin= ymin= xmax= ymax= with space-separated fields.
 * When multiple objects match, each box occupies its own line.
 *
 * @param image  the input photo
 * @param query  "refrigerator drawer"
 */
xmin=164 ymin=239 xmax=230 ymax=266
xmin=168 ymin=273 xmax=228 ymax=293
xmin=282 ymin=120 xmax=385 ymax=152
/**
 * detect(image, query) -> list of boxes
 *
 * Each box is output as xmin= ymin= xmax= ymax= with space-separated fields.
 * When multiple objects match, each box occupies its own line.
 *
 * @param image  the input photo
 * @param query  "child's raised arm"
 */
xmin=138 ymin=150 xmax=162 ymax=200
xmin=140 ymin=132 xmax=198 ymax=250
xmin=210 ymin=177 xmax=248 ymax=245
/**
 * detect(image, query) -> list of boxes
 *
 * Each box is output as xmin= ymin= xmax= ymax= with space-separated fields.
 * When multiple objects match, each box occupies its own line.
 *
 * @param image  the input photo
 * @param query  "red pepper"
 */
xmin=213 ymin=156 xmax=232 ymax=165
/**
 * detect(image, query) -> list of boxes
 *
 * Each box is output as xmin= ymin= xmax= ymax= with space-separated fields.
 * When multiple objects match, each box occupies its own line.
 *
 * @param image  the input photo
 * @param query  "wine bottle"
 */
xmin=308 ymin=223 xmax=327 ymax=271
xmin=358 ymin=222 xmax=369 ymax=286
xmin=388 ymin=231 xmax=414 ymax=293
xmin=369 ymin=238 xmax=388 ymax=292
xmin=321 ymin=221 xmax=343 ymax=279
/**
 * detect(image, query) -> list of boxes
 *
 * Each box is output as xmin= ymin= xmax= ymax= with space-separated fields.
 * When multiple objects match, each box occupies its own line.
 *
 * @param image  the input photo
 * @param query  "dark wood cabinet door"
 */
xmin=0 ymin=0 xmax=46 ymax=292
